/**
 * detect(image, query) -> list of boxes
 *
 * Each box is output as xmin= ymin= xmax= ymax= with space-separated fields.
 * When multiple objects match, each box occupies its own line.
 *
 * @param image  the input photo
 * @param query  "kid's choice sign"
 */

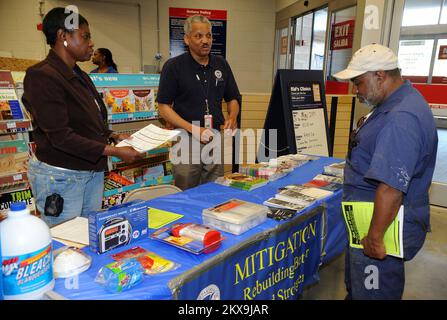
xmin=330 ymin=20 xmax=355 ymax=50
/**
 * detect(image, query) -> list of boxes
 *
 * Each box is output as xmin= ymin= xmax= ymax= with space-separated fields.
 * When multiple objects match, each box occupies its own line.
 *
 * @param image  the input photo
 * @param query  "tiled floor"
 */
xmin=302 ymin=206 xmax=447 ymax=300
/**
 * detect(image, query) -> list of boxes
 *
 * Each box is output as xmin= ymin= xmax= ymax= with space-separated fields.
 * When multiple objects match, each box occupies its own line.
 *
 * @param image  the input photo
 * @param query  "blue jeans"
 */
xmin=28 ymin=159 xmax=104 ymax=227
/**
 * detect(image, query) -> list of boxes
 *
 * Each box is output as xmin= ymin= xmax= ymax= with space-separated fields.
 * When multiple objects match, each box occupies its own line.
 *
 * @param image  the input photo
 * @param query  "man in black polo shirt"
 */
xmin=157 ymin=15 xmax=241 ymax=190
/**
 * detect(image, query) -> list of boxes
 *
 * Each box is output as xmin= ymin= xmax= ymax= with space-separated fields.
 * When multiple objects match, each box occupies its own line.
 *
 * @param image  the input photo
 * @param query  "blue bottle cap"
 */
xmin=10 ymin=202 xmax=27 ymax=211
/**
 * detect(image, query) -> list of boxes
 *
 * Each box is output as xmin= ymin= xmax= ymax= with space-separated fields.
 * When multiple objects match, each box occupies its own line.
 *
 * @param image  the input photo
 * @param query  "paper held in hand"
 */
xmin=116 ymin=124 xmax=181 ymax=153
xmin=341 ymin=202 xmax=404 ymax=258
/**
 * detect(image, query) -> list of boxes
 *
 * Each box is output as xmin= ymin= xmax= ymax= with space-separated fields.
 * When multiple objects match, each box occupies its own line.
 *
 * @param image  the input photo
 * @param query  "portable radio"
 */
xmin=98 ymin=217 xmax=132 ymax=253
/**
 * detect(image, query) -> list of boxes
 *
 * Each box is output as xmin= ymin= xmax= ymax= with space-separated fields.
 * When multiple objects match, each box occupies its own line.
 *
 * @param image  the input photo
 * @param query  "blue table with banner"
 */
xmin=52 ymin=157 xmax=348 ymax=300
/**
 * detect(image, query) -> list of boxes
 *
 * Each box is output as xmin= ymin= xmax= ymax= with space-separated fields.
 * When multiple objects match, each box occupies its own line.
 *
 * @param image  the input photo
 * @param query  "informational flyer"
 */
xmin=342 ymin=202 xmax=403 ymax=258
xmin=289 ymin=82 xmax=323 ymax=109
xmin=116 ymin=124 xmax=181 ymax=153
xmin=169 ymin=7 xmax=227 ymax=58
xmin=292 ymin=109 xmax=329 ymax=156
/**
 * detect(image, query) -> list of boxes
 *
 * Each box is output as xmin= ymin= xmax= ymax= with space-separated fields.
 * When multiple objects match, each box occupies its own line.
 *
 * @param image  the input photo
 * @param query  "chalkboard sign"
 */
xmin=259 ymin=70 xmax=330 ymax=159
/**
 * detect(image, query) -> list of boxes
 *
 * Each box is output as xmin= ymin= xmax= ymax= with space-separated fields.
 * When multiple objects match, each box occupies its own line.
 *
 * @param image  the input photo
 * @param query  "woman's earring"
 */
xmin=63 ymin=40 xmax=68 ymax=47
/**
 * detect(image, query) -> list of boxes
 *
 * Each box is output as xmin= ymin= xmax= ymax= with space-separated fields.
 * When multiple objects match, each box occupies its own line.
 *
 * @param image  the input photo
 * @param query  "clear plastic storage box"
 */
xmin=202 ymin=199 xmax=269 ymax=235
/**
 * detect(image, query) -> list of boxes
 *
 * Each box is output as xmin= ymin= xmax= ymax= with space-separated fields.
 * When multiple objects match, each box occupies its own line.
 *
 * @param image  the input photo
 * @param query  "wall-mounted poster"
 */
xmin=289 ymin=82 xmax=323 ymax=109
xmin=169 ymin=7 xmax=227 ymax=58
xmin=439 ymin=45 xmax=447 ymax=60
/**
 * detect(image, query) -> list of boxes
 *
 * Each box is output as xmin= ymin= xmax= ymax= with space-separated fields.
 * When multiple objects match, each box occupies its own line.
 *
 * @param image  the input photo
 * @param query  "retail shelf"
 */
xmin=111 ymin=147 xmax=170 ymax=164
xmin=0 ymin=120 xmax=32 ymax=133
xmin=108 ymin=111 xmax=159 ymax=123
xmin=0 ymin=172 xmax=28 ymax=186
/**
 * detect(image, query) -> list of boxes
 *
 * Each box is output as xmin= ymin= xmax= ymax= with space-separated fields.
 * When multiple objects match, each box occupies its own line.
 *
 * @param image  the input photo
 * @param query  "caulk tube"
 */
xmin=171 ymin=223 xmax=221 ymax=247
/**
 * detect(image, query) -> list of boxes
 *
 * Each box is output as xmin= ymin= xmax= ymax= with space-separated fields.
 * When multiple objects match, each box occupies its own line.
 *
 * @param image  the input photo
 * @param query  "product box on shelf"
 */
xmin=0 ymin=140 xmax=28 ymax=177
xmin=0 ymin=187 xmax=35 ymax=219
xmin=88 ymin=200 xmax=149 ymax=254
xmin=102 ymin=88 xmax=155 ymax=114
xmin=0 ymin=71 xmax=23 ymax=121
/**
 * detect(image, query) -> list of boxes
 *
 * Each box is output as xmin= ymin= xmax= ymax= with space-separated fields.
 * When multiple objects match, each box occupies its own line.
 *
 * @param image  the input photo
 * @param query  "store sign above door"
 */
xmin=330 ymin=20 xmax=355 ymax=50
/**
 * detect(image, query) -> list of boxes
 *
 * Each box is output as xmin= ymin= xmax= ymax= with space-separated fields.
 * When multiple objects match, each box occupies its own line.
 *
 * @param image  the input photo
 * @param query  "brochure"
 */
xmin=341 ymin=202 xmax=404 ymax=258
xmin=263 ymin=197 xmax=305 ymax=211
xmin=323 ymin=162 xmax=345 ymax=177
xmin=148 ymin=207 xmax=183 ymax=229
xmin=275 ymin=189 xmax=316 ymax=207
xmin=116 ymin=124 xmax=181 ymax=153
xmin=282 ymin=184 xmax=333 ymax=199
xmin=313 ymin=173 xmax=344 ymax=184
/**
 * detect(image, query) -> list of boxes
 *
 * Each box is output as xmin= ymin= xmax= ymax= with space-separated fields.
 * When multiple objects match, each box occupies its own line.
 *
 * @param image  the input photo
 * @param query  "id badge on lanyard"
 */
xmin=204 ymin=98 xmax=213 ymax=129
xmin=204 ymin=114 xmax=213 ymax=129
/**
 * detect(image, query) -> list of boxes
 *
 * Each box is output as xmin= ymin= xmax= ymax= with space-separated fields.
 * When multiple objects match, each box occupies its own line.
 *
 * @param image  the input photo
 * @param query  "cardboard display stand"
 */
xmin=260 ymin=70 xmax=331 ymax=159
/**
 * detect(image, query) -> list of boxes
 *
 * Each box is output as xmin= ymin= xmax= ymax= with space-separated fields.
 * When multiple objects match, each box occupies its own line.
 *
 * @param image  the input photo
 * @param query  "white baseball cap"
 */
xmin=333 ymin=43 xmax=399 ymax=80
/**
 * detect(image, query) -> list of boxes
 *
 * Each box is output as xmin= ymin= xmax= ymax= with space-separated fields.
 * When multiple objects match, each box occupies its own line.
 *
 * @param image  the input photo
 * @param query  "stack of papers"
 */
xmin=342 ymin=202 xmax=404 ymax=258
xmin=116 ymin=124 xmax=181 ymax=153
xmin=50 ymin=217 xmax=89 ymax=248
xmin=313 ymin=174 xmax=344 ymax=184
xmin=323 ymin=162 xmax=345 ymax=178
xmin=283 ymin=184 xmax=334 ymax=199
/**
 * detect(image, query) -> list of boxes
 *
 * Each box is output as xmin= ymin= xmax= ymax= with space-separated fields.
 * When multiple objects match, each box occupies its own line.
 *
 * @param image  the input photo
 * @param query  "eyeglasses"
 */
xmin=347 ymin=115 xmax=368 ymax=160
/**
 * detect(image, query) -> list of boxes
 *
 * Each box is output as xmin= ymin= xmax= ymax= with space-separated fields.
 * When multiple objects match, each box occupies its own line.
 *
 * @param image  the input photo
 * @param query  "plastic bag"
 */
xmin=111 ymin=246 xmax=179 ymax=275
xmin=95 ymin=258 xmax=144 ymax=293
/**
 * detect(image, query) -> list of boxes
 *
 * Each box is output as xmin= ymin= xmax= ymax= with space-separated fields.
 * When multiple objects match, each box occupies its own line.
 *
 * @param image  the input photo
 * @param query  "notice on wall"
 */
xmin=439 ymin=45 xmax=447 ymax=60
xmin=292 ymin=109 xmax=329 ymax=156
xmin=169 ymin=7 xmax=227 ymax=58
xmin=330 ymin=20 xmax=355 ymax=50
xmin=289 ymin=82 xmax=323 ymax=109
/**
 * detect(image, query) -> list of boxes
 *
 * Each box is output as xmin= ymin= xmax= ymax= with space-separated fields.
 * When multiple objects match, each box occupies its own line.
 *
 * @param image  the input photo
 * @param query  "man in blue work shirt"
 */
xmin=333 ymin=44 xmax=438 ymax=299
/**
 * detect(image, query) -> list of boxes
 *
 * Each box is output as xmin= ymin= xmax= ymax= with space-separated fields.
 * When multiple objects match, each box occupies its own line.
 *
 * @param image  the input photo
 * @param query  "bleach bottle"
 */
xmin=0 ymin=202 xmax=54 ymax=299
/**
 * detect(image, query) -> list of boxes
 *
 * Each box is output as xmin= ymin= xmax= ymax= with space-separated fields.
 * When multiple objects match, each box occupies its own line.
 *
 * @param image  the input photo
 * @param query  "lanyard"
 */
xmin=73 ymin=69 xmax=108 ymax=126
xmin=196 ymin=67 xmax=211 ymax=115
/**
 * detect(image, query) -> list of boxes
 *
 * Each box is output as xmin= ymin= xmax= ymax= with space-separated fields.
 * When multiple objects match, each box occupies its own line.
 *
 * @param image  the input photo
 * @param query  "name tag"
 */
xmin=204 ymin=114 xmax=213 ymax=129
